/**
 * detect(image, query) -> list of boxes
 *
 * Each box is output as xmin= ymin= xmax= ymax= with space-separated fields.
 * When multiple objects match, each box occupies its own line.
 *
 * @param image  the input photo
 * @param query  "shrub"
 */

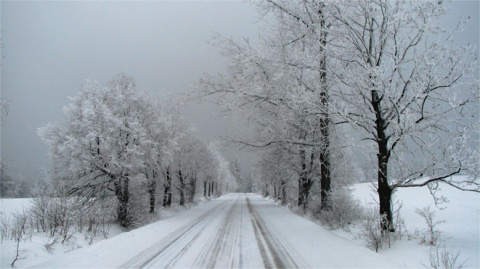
xmin=416 ymin=206 xmax=444 ymax=246
xmin=10 ymin=208 xmax=31 ymax=267
xmin=427 ymin=245 xmax=466 ymax=269
xmin=359 ymin=208 xmax=392 ymax=252
xmin=31 ymin=180 xmax=116 ymax=245
xmin=315 ymin=187 xmax=363 ymax=230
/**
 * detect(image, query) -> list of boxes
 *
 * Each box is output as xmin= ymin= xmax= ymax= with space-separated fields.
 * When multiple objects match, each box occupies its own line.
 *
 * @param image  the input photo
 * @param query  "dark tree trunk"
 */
xmin=377 ymin=137 xmax=394 ymax=232
xmin=117 ymin=176 xmax=129 ymax=227
xmin=319 ymin=121 xmax=331 ymax=210
xmin=378 ymin=175 xmax=393 ymax=232
xmin=163 ymin=167 xmax=172 ymax=207
xmin=318 ymin=5 xmax=331 ymax=211
xmin=372 ymin=89 xmax=394 ymax=232
xmin=188 ymin=176 xmax=196 ymax=202
xmin=298 ymin=147 xmax=309 ymax=209
xmin=178 ymin=170 xmax=185 ymax=206
xmin=207 ymin=181 xmax=211 ymax=197
xmin=148 ymin=178 xmax=156 ymax=213
xmin=203 ymin=179 xmax=208 ymax=196
xmin=273 ymin=182 xmax=278 ymax=199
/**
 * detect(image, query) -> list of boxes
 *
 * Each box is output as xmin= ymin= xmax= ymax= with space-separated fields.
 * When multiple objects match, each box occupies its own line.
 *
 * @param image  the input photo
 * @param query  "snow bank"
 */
xmin=351 ymin=179 xmax=480 ymax=268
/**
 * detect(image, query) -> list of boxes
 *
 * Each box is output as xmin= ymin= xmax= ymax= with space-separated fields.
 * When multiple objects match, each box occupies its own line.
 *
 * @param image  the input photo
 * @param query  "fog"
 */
xmin=1 ymin=1 xmax=262 ymax=183
xmin=1 ymin=1 xmax=478 ymax=186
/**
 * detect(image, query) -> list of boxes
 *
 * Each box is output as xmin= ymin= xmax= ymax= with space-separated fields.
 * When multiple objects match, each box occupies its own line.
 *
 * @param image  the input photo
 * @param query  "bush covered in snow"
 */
xmin=314 ymin=187 xmax=364 ymax=230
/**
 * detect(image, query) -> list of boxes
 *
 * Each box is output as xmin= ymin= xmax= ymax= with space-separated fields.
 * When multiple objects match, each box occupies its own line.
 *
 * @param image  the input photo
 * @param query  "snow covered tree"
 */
xmin=328 ymin=0 xmax=479 ymax=231
xmin=160 ymin=106 xmax=187 ymax=207
xmin=261 ymin=0 xmax=332 ymax=209
xmin=172 ymin=132 xmax=201 ymax=206
xmin=195 ymin=0 xmax=334 ymax=209
xmin=212 ymin=144 xmax=238 ymax=196
xmin=200 ymin=144 xmax=220 ymax=198
xmin=0 ymin=166 xmax=15 ymax=197
xmin=39 ymin=74 xmax=159 ymax=227
xmin=1 ymin=98 xmax=10 ymax=192
xmin=0 ymin=97 xmax=9 ymax=125
xmin=141 ymin=100 xmax=177 ymax=213
xmin=257 ymin=144 xmax=296 ymax=202
xmin=229 ymin=158 xmax=242 ymax=191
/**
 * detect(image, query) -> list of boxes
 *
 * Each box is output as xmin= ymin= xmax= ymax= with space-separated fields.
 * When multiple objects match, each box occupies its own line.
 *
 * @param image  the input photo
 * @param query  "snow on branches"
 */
xmin=38 ymin=74 xmax=236 ymax=227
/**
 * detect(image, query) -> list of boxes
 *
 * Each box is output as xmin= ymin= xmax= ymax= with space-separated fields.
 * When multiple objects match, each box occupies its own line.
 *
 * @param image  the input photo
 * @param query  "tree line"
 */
xmin=195 ymin=0 xmax=479 ymax=232
xmin=38 ymin=74 xmax=237 ymax=227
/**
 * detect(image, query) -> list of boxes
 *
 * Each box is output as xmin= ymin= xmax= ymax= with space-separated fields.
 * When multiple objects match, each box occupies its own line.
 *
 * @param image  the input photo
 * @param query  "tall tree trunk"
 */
xmin=203 ymin=179 xmax=208 ymax=196
xmin=377 ymin=133 xmax=394 ymax=232
xmin=298 ymin=146 xmax=309 ymax=209
xmin=148 ymin=177 xmax=156 ymax=213
xmin=178 ymin=170 xmax=185 ymax=206
xmin=372 ymin=89 xmax=394 ymax=232
xmin=207 ymin=181 xmax=211 ymax=197
xmin=188 ymin=176 xmax=196 ymax=202
xmin=318 ymin=4 xmax=331 ymax=210
xmin=117 ymin=176 xmax=129 ymax=227
xmin=163 ymin=167 xmax=171 ymax=207
xmin=273 ymin=182 xmax=278 ymax=199
xmin=319 ymin=116 xmax=331 ymax=210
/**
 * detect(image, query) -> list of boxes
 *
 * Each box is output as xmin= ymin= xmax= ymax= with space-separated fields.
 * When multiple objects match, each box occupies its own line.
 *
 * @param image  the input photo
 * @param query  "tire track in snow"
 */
xmin=192 ymin=194 xmax=242 ymax=268
xmin=246 ymin=196 xmax=302 ymax=269
xmin=120 ymin=200 xmax=228 ymax=268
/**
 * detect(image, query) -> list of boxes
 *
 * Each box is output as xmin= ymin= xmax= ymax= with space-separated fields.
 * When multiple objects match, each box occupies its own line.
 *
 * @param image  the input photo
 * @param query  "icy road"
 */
xmin=32 ymin=193 xmax=400 ymax=268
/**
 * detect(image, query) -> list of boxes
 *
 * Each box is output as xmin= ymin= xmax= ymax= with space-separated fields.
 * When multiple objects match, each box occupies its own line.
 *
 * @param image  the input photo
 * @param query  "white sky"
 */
xmin=1 ymin=0 xmax=478 ymax=183
xmin=1 ymin=1 xmax=263 ymax=181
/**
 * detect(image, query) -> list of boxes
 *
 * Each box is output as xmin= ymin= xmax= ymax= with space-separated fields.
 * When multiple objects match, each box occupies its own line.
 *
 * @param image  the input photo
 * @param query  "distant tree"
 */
xmin=13 ymin=177 xmax=30 ymax=198
xmin=257 ymin=144 xmax=296 ymax=202
xmin=162 ymin=166 xmax=173 ymax=207
xmin=0 ymin=166 xmax=15 ymax=197
xmin=328 ymin=0 xmax=480 ymax=231
xmin=201 ymin=145 xmax=220 ymax=198
xmin=229 ymin=158 xmax=242 ymax=191
xmin=0 ymin=97 xmax=9 ymax=125
xmin=210 ymin=142 xmax=238 ymax=196
xmin=1 ymin=98 xmax=10 ymax=192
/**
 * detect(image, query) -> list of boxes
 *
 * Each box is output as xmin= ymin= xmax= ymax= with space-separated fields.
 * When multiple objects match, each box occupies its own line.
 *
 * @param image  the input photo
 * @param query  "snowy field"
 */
xmin=346 ymin=180 xmax=480 ymax=268
xmin=0 ymin=198 xmax=196 ymax=268
xmin=0 ymin=178 xmax=478 ymax=268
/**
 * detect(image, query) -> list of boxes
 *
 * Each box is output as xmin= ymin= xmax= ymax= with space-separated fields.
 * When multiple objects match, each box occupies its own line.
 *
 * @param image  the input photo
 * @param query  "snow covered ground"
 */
xmin=346 ymin=181 xmax=480 ymax=268
xmin=1 ymin=179 xmax=478 ymax=268
xmin=3 ymin=193 xmax=399 ymax=268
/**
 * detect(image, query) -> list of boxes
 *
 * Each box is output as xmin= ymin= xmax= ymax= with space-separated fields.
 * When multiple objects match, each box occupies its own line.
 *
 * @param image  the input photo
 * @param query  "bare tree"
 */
xmin=328 ymin=0 xmax=479 ymax=231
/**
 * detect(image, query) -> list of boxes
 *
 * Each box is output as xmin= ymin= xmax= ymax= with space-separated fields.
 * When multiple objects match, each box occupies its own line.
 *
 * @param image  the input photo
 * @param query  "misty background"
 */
xmin=1 ymin=1 xmax=265 ymax=186
xmin=1 ymin=1 xmax=478 ymax=190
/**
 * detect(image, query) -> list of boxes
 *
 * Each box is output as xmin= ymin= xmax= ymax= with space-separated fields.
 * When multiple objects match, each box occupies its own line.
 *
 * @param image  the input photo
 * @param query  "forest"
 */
xmin=1 ymin=0 xmax=478 ymax=268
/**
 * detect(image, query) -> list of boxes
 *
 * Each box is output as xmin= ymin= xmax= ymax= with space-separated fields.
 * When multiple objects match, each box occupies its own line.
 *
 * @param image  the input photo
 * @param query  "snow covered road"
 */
xmin=31 ymin=193 xmax=401 ymax=268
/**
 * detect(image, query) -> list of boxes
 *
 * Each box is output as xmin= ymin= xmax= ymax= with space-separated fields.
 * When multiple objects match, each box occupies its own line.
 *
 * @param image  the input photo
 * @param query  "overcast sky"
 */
xmin=1 ymin=1 xmax=263 ymax=182
xmin=1 ymin=1 xmax=478 ymax=184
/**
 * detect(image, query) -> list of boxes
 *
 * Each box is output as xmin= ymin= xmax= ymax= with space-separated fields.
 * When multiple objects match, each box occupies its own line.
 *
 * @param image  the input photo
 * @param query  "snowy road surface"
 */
xmin=31 ymin=193 xmax=401 ymax=268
